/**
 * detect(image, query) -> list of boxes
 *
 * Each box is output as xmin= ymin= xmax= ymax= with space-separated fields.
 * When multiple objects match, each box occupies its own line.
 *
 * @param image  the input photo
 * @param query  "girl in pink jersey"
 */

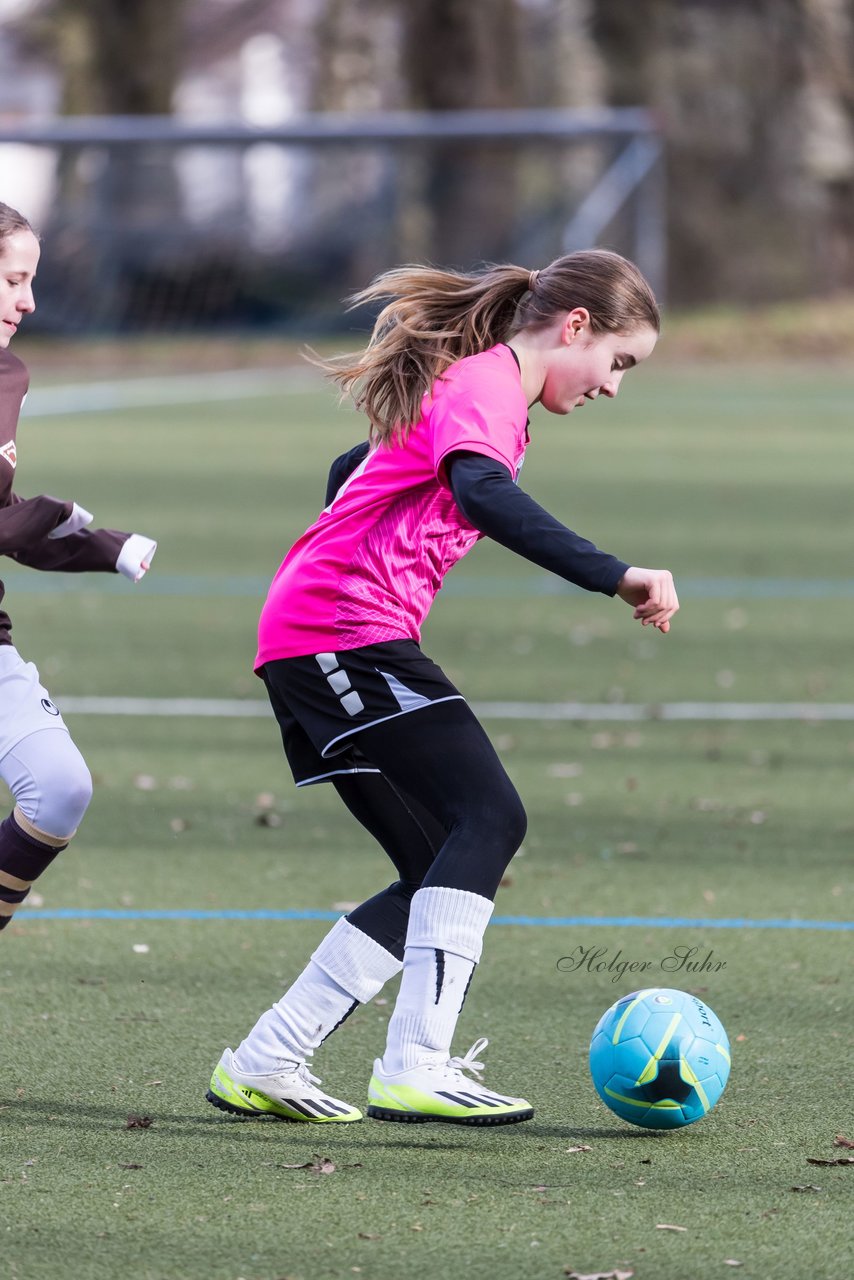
xmin=0 ymin=202 xmax=156 ymax=935
xmin=207 ymin=249 xmax=677 ymax=1126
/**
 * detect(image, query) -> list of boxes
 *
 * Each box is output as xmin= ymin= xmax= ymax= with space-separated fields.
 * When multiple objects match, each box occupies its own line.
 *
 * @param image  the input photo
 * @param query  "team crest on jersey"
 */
xmin=0 ymin=440 xmax=16 ymax=468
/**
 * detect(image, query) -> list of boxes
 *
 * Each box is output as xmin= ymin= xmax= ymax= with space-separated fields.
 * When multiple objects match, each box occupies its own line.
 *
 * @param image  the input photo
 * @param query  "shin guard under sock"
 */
xmin=381 ymin=886 xmax=494 ymax=1073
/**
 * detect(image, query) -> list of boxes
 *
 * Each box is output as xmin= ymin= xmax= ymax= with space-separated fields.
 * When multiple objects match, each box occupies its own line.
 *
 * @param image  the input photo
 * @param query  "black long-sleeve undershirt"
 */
xmin=325 ymin=441 xmax=371 ymax=507
xmin=323 ymin=443 xmax=628 ymax=597
xmin=447 ymin=451 xmax=628 ymax=596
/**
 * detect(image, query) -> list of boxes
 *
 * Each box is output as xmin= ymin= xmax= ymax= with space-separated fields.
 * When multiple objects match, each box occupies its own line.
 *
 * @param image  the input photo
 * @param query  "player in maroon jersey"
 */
xmin=0 ymin=201 xmax=156 ymax=934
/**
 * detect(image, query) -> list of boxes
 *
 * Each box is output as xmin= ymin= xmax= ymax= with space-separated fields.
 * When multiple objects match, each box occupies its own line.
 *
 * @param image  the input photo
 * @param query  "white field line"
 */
xmin=54 ymin=696 xmax=854 ymax=721
xmin=22 ymin=368 xmax=322 ymax=417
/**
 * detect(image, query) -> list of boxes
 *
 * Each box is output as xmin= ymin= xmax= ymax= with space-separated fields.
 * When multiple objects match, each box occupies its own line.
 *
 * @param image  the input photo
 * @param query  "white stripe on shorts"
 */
xmin=295 ymin=764 xmax=382 ymax=788
xmin=320 ymin=695 xmax=466 ymax=758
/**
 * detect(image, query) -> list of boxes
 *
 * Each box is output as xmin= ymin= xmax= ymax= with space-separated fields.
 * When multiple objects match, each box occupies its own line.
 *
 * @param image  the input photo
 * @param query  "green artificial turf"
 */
xmin=1 ymin=359 xmax=853 ymax=1279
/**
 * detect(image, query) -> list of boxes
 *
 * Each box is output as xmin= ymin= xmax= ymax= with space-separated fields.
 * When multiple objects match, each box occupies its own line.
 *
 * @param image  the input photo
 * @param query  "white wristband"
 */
xmin=116 ymin=533 xmax=157 ymax=582
xmin=48 ymin=503 xmax=94 ymax=539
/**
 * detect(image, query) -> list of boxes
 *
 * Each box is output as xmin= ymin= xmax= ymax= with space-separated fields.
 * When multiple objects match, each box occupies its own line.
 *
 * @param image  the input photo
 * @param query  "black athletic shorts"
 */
xmin=259 ymin=640 xmax=466 ymax=787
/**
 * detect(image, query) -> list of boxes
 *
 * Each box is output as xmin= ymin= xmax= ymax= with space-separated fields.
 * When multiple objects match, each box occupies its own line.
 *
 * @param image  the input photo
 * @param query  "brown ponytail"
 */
xmin=315 ymin=249 xmax=660 ymax=442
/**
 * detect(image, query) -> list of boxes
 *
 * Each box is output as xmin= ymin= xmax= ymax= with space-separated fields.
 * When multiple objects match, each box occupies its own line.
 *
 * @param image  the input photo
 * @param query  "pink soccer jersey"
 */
xmin=255 ymin=343 xmax=529 ymax=665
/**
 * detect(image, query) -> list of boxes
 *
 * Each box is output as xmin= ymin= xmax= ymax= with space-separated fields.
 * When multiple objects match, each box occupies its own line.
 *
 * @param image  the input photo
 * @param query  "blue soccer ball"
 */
xmin=589 ymin=987 xmax=731 ymax=1130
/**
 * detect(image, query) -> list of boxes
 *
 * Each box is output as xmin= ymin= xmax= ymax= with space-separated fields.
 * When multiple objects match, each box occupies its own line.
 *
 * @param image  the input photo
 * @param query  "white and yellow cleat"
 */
xmin=366 ymin=1037 xmax=534 ymax=1126
xmin=206 ymin=1048 xmax=362 ymax=1122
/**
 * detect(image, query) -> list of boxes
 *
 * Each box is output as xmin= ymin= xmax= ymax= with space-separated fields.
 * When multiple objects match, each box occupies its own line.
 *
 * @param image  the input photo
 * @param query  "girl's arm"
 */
xmin=448 ymin=452 xmax=678 ymax=629
xmin=447 ymin=451 xmax=628 ymax=595
xmin=11 ymin=525 xmax=126 ymax=573
xmin=10 ymin=519 xmax=156 ymax=582
xmin=0 ymin=493 xmax=75 ymax=555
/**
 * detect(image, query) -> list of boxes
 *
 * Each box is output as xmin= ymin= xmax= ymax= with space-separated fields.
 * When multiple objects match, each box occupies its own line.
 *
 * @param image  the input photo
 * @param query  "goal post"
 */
xmin=0 ymin=108 xmax=665 ymax=334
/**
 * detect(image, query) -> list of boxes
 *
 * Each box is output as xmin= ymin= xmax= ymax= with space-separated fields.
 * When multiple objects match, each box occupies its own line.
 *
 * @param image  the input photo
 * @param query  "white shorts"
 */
xmin=0 ymin=646 xmax=70 ymax=762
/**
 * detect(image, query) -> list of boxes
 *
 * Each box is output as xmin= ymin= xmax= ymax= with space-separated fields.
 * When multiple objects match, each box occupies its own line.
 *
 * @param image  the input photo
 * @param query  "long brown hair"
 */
xmin=0 ymin=202 xmax=35 ymax=250
xmin=316 ymin=249 xmax=659 ymax=441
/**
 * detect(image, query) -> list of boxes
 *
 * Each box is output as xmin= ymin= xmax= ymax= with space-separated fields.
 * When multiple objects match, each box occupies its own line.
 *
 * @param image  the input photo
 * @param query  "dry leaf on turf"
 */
xmin=278 ymin=1156 xmax=336 ymax=1174
xmin=806 ymin=1156 xmax=854 ymax=1166
xmin=124 ymin=1114 xmax=153 ymax=1129
xmin=833 ymin=1134 xmax=854 ymax=1149
xmin=566 ymin=1145 xmax=593 ymax=1154
xmin=790 ymin=1184 xmax=822 ymax=1193
xmin=563 ymin=1268 xmax=633 ymax=1280
xmin=656 ymin=1224 xmax=687 ymax=1232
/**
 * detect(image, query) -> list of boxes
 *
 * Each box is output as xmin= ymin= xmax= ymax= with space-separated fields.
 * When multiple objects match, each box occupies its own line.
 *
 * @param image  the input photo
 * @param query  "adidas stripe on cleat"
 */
xmin=366 ymin=1037 xmax=534 ymax=1126
xmin=205 ymin=1048 xmax=362 ymax=1122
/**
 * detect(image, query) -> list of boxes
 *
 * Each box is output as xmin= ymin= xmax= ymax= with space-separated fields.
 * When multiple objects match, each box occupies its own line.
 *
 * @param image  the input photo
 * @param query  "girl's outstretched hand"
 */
xmin=615 ymin=567 xmax=679 ymax=633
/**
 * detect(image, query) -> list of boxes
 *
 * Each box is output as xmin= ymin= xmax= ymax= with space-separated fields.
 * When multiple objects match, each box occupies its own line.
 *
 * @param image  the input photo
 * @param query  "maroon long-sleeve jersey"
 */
xmin=0 ymin=349 xmax=129 ymax=645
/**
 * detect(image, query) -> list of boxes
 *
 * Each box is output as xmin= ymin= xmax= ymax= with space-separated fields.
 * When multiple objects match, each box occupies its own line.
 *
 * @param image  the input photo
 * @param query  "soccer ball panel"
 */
xmin=589 ymin=987 xmax=731 ymax=1130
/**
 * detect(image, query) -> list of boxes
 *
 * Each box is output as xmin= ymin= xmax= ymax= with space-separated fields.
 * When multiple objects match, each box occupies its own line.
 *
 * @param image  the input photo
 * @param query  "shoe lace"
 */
xmin=447 ymin=1037 xmax=489 ymax=1080
xmin=286 ymin=1060 xmax=322 ymax=1089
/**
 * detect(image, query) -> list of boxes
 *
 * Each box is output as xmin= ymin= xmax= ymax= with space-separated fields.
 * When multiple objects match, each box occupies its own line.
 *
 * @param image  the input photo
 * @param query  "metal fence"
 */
xmin=0 ymin=109 xmax=665 ymax=334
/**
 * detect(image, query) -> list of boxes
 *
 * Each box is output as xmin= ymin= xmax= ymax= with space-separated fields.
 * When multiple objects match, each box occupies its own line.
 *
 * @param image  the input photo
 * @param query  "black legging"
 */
xmin=332 ymin=700 xmax=527 ymax=958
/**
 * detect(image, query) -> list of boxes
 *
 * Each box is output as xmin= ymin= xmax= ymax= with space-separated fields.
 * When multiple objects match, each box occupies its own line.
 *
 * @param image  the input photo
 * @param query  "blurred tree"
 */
xmin=397 ymin=0 xmax=524 ymax=267
xmin=299 ymin=0 xmax=526 ymax=271
xmin=800 ymin=0 xmax=854 ymax=290
xmin=400 ymin=0 xmax=520 ymax=113
xmin=9 ymin=0 xmax=193 ymax=325
xmin=591 ymin=0 xmax=811 ymax=303
xmin=41 ymin=0 xmax=184 ymax=114
xmin=6 ymin=0 xmax=854 ymax=315
xmin=309 ymin=0 xmax=396 ymax=112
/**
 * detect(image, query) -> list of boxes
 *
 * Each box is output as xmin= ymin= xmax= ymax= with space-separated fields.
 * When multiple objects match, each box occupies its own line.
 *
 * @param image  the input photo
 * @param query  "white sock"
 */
xmin=233 ymin=917 xmax=402 ymax=1074
xmin=380 ymin=885 xmax=494 ymax=1074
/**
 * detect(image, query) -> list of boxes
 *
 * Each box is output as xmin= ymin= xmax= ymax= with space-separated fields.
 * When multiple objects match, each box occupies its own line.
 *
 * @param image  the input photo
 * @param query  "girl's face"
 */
xmin=537 ymin=310 xmax=658 ymax=416
xmin=0 ymin=229 xmax=40 ymax=349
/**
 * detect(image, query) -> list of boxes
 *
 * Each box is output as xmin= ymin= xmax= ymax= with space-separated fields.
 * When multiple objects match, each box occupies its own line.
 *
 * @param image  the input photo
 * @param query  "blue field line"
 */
xmin=17 ymin=907 xmax=854 ymax=930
